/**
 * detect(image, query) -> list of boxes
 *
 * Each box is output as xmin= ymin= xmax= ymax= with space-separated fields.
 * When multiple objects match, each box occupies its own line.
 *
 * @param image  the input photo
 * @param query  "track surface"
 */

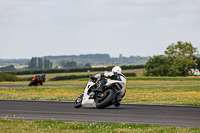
xmin=0 ymin=100 xmax=199 ymax=128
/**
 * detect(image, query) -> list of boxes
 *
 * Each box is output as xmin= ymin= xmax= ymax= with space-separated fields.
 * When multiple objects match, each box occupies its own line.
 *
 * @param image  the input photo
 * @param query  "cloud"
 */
xmin=0 ymin=0 xmax=200 ymax=58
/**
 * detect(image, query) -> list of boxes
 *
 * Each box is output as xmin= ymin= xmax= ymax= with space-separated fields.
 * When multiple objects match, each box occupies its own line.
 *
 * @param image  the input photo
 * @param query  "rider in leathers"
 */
xmin=34 ymin=73 xmax=46 ymax=85
xmin=91 ymin=66 xmax=127 ymax=107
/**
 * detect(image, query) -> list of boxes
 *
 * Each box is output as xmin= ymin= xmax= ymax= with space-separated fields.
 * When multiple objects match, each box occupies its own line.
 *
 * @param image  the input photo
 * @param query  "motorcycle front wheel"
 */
xmin=74 ymin=94 xmax=83 ymax=108
xmin=95 ymin=89 xmax=116 ymax=109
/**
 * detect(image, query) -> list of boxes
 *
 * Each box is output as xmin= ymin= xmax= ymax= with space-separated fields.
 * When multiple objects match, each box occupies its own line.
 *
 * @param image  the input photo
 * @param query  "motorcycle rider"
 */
xmin=34 ymin=73 xmax=46 ymax=85
xmin=90 ymin=66 xmax=127 ymax=107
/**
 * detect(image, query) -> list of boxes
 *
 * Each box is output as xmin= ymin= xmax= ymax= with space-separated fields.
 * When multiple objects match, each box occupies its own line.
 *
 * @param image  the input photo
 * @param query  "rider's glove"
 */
xmin=90 ymin=75 xmax=96 ymax=80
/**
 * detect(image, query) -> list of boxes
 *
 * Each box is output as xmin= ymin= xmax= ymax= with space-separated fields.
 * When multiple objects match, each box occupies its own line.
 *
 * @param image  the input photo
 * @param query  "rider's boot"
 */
xmin=114 ymin=95 xmax=122 ymax=107
xmin=114 ymin=101 xmax=121 ymax=107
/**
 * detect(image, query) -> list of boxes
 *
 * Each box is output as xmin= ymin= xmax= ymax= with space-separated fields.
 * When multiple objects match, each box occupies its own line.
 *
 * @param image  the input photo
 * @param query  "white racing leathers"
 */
xmin=94 ymin=71 xmax=127 ymax=102
xmin=74 ymin=71 xmax=127 ymax=108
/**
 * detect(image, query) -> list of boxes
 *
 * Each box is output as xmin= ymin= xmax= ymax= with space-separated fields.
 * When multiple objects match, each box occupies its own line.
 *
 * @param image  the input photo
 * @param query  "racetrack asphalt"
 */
xmin=0 ymin=100 xmax=199 ymax=128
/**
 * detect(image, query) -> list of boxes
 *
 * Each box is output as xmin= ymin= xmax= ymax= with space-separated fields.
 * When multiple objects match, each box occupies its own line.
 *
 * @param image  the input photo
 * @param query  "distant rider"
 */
xmin=90 ymin=66 xmax=127 ymax=107
xmin=34 ymin=73 xmax=46 ymax=85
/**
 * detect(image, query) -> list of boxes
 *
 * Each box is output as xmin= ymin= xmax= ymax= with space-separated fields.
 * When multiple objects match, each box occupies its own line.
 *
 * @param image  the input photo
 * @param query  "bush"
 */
xmin=20 ymin=77 xmax=34 ymax=81
xmin=144 ymin=55 xmax=197 ymax=76
xmin=0 ymin=73 xmax=21 ymax=81
xmin=49 ymin=75 xmax=89 ymax=81
xmin=0 ymin=65 xmax=15 ymax=72
xmin=144 ymin=41 xmax=198 ymax=76
xmin=123 ymin=73 xmax=136 ymax=77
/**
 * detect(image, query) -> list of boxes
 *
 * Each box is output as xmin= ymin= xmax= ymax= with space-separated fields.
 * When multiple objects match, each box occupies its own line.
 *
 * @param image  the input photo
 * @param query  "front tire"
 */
xmin=95 ymin=89 xmax=116 ymax=109
xmin=74 ymin=94 xmax=83 ymax=108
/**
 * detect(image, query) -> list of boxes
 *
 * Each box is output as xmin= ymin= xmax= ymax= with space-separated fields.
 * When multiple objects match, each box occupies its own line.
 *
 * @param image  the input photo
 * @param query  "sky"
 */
xmin=0 ymin=0 xmax=200 ymax=59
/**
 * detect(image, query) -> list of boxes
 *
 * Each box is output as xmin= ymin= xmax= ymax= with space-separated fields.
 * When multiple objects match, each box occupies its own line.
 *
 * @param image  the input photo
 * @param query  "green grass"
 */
xmin=1 ymin=77 xmax=200 ymax=106
xmin=127 ymin=76 xmax=200 ymax=81
xmin=1 ymin=77 xmax=200 ymax=85
xmin=15 ymin=71 xmax=103 ymax=80
xmin=1 ymin=79 xmax=200 ymax=132
xmin=124 ymin=85 xmax=200 ymax=106
xmin=0 ymin=80 xmax=200 ymax=106
xmin=0 ymin=118 xmax=199 ymax=133
xmin=127 ymin=80 xmax=200 ymax=86
xmin=0 ymin=80 xmax=87 ymax=85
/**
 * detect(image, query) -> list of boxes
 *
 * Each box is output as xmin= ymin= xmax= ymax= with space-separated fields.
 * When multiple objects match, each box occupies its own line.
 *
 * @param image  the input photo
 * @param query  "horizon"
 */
xmin=0 ymin=53 xmax=152 ymax=60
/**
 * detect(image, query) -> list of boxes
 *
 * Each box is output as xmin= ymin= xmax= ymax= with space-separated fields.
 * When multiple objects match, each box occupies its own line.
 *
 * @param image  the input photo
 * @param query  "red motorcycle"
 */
xmin=28 ymin=73 xmax=46 ymax=86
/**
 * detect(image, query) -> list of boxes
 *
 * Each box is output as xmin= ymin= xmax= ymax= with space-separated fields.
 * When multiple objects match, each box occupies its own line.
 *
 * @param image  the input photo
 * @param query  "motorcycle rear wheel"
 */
xmin=95 ymin=89 xmax=116 ymax=109
xmin=74 ymin=94 xmax=83 ymax=108
xmin=28 ymin=80 xmax=37 ymax=86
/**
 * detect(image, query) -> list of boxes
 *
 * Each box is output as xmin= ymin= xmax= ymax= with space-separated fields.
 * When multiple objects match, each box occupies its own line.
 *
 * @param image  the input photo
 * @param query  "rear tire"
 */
xmin=95 ymin=89 xmax=116 ymax=109
xmin=74 ymin=94 xmax=83 ymax=108
xmin=28 ymin=80 xmax=37 ymax=86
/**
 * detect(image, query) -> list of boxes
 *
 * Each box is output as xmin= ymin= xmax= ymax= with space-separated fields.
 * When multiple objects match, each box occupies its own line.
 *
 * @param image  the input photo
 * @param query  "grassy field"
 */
xmin=15 ymin=69 xmax=144 ymax=80
xmin=1 ymin=118 xmax=199 ymax=133
xmin=127 ymin=80 xmax=200 ymax=86
xmin=0 ymin=77 xmax=200 ymax=85
xmin=0 ymin=80 xmax=200 ymax=106
xmin=1 ymin=77 xmax=200 ymax=131
xmin=16 ymin=71 xmax=99 ymax=80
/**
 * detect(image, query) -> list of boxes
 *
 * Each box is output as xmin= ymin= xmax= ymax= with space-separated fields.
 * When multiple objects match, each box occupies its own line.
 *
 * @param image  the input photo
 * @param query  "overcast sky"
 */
xmin=0 ymin=0 xmax=200 ymax=59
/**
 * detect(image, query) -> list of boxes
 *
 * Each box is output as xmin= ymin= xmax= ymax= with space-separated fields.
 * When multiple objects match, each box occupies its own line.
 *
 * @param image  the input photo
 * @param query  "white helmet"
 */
xmin=112 ymin=66 xmax=122 ymax=74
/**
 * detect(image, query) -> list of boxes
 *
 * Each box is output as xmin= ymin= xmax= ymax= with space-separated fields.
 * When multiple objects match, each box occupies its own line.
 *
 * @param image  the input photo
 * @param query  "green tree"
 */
xmin=38 ymin=58 xmax=43 ymax=69
xmin=43 ymin=59 xmax=52 ymax=69
xmin=63 ymin=61 xmax=77 ymax=68
xmin=58 ymin=59 xmax=72 ymax=66
xmin=144 ymin=41 xmax=198 ymax=76
xmin=23 ymin=60 xmax=30 ymax=65
xmin=84 ymin=63 xmax=91 ymax=68
xmin=44 ymin=59 xmax=47 ymax=69
xmin=49 ymin=62 xmax=53 ymax=69
xmin=165 ymin=41 xmax=197 ymax=75
xmin=144 ymin=56 xmax=171 ymax=76
xmin=0 ymin=65 xmax=15 ymax=72
xmin=196 ymin=58 xmax=200 ymax=70
xmin=165 ymin=41 xmax=197 ymax=58
xmin=28 ymin=57 xmax=37 ymax=69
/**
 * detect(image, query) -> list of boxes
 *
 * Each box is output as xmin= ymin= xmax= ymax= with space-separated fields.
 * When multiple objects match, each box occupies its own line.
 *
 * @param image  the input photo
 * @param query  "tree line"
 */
xmin=4 ymin=65 xmax=145 ymax=75
xmin=0 ymin=54 xmax=151 ymax=68
xmin=0 ymin=65 xmax=15 ymax=72
xmin=28 ymin=57 xmax=52 ymax=69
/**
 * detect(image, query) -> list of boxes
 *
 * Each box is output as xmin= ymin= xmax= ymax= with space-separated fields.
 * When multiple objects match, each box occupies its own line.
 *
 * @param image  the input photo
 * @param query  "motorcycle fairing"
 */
xmin=82 ymin=81 xmax=96 ymax=107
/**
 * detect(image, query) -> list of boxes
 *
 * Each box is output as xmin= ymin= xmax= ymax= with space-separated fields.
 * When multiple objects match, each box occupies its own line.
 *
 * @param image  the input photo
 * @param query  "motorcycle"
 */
xmin=28 ymin=73 xmax=46 ymax=86
xmin=74 ymin=75 xmax=126 ymax=109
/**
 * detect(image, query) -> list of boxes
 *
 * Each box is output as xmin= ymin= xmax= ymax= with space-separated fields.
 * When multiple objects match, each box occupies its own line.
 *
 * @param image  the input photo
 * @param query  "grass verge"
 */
xmin=0 ymin=118 xmax=199 ymax=133
xmin=1 ymin=76 xmax=200 ymax=85
xmin=0 ymin=83 xmax=200 ymax=106
xmin=127 ymin=77 xmax=200 ymax=81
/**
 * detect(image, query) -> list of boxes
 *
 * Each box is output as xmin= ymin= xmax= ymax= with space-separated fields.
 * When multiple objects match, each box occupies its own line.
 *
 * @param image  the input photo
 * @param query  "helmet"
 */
xmin=40 ymin=73 xmax=46 ymax=81
xmin=112 ymin=66 xmax=122 ymax=74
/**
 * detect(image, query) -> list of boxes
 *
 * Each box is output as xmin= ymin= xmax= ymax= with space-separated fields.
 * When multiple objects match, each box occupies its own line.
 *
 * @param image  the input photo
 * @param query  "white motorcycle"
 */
xmin=74 ymin=74 xmax=126 ymax=109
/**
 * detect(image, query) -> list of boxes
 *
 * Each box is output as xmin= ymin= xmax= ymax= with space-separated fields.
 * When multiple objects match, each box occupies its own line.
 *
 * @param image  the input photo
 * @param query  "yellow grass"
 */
xmin=0 ymin=80 xmax=200 ymax=106
xmin=16 ymin=71 xmax=102 ymax=80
